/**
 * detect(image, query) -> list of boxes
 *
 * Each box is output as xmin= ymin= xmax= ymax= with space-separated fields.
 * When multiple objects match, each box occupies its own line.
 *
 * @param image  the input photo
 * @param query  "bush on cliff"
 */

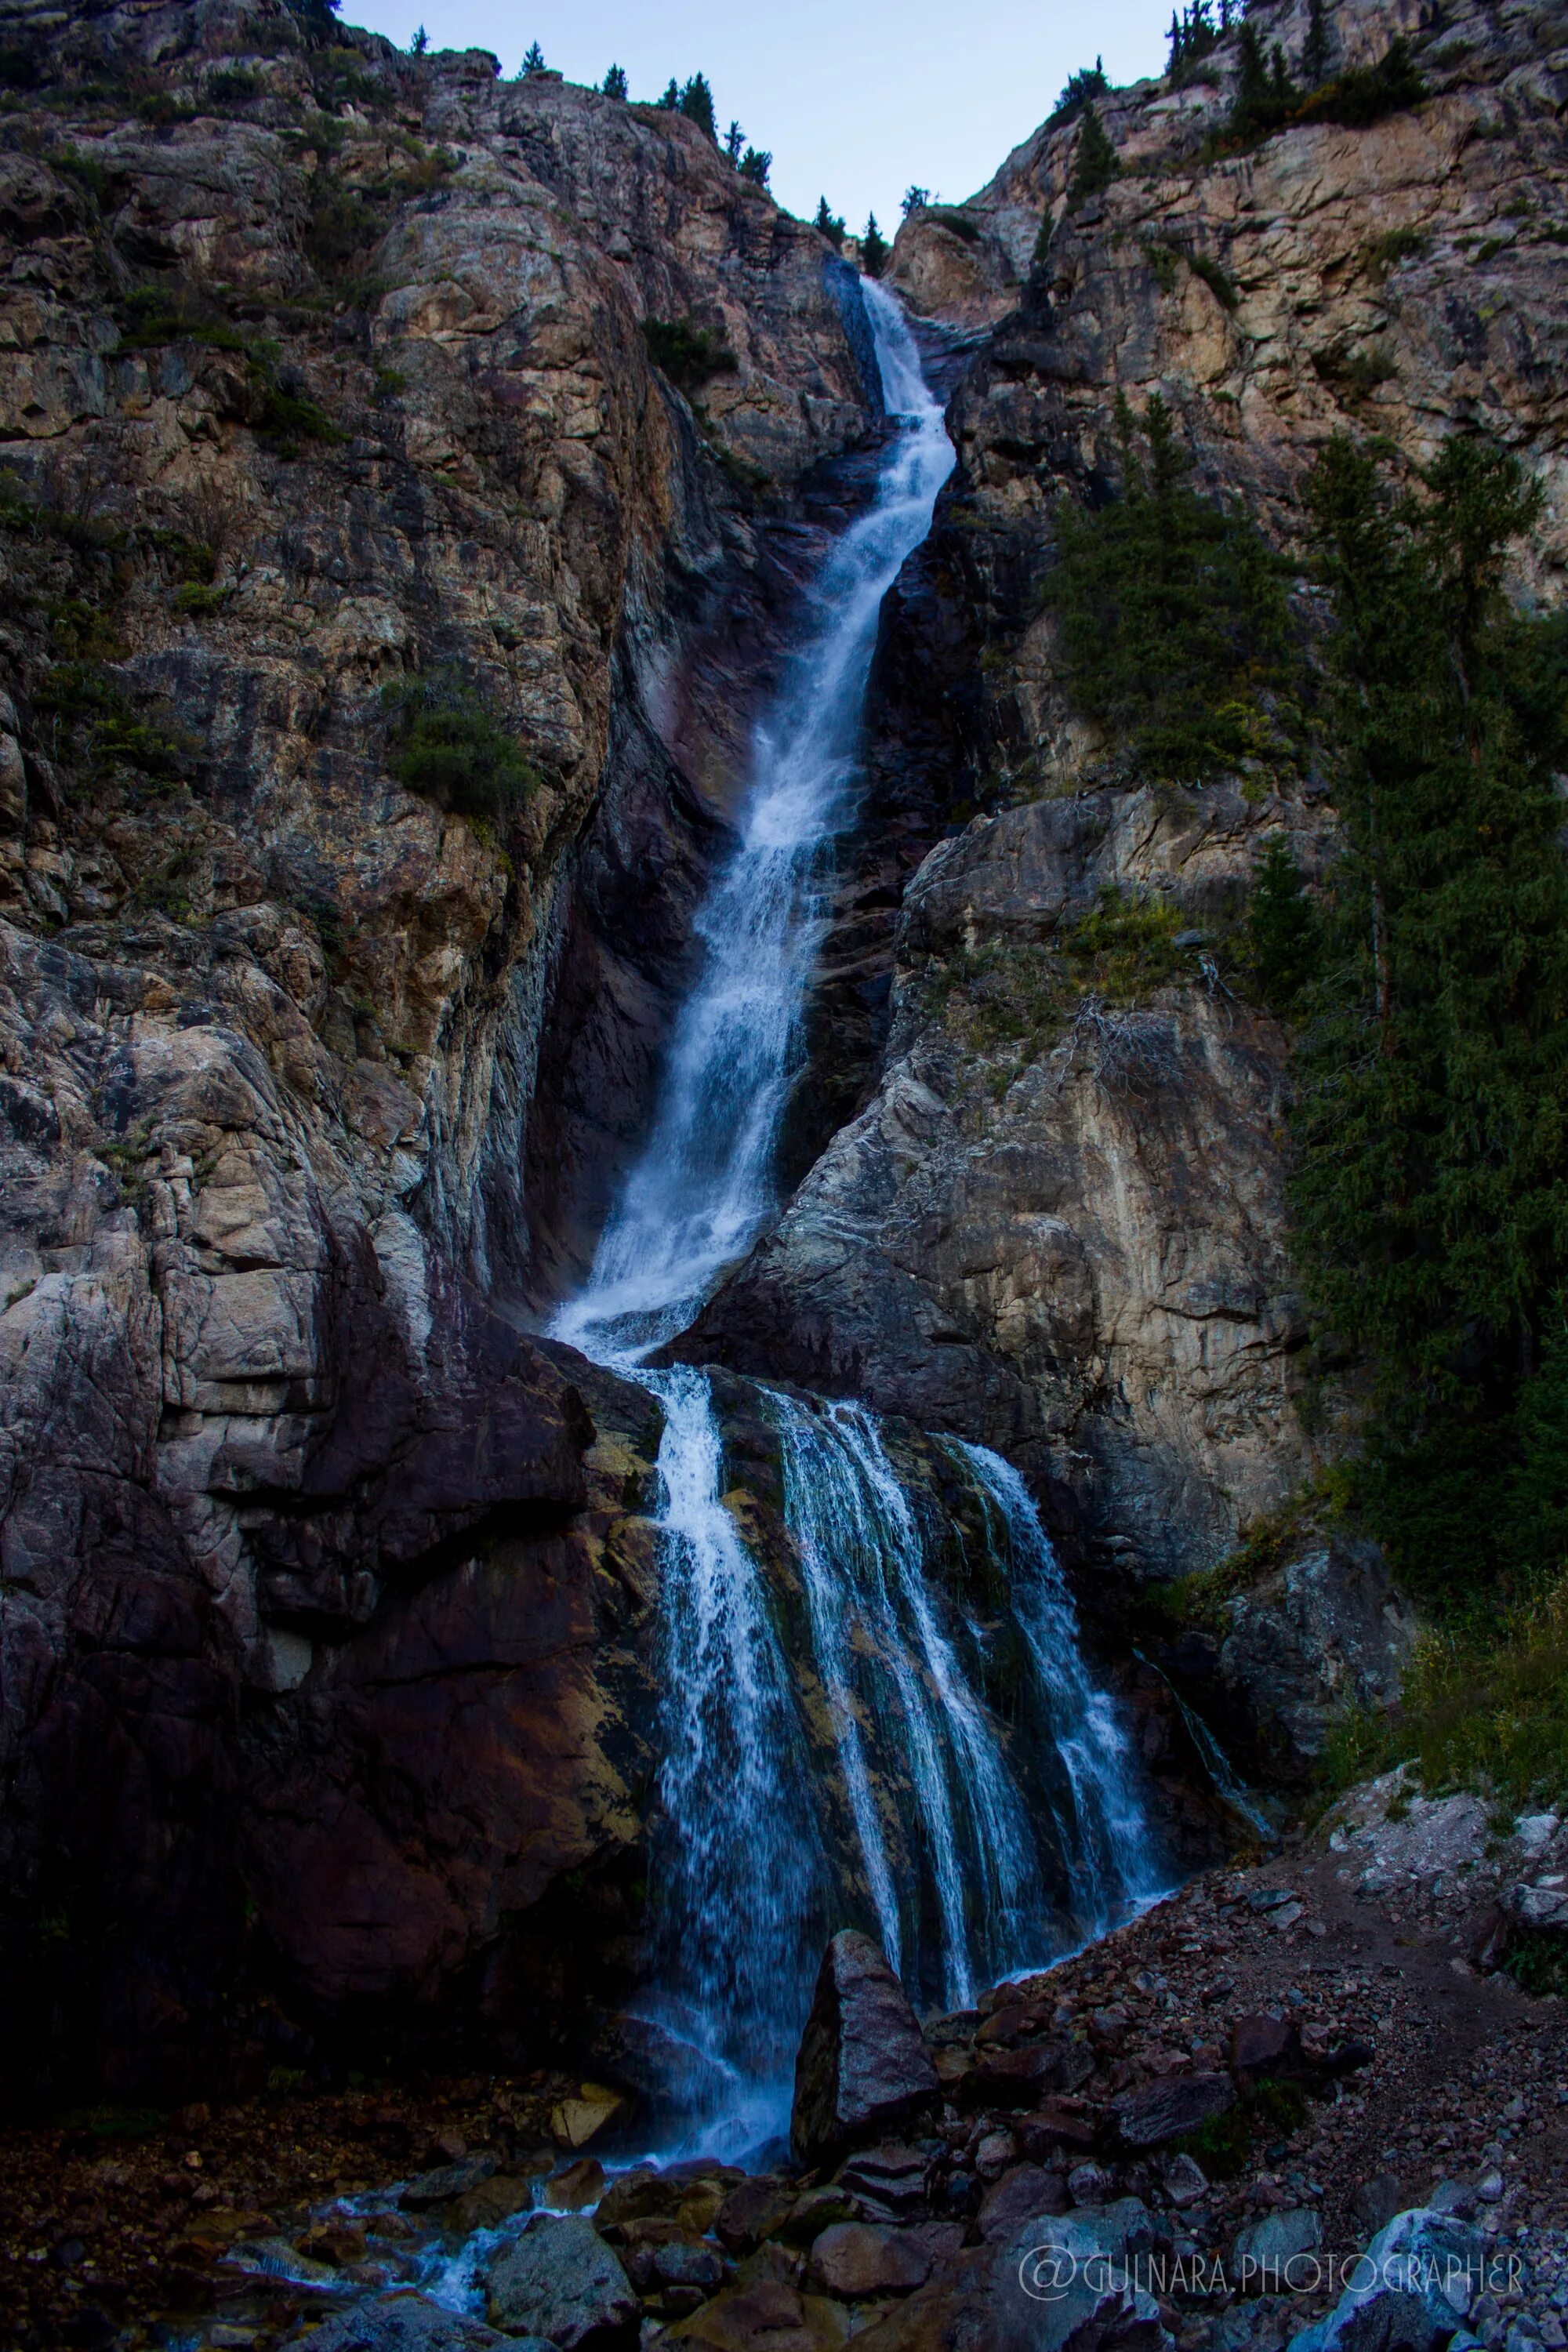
xmin=642 ymin=318 xmax=739 ymax=395
xmin=1292 ymin=433 xmax=1568 ymax=1608
xmin=1043 ymin=392 xmax=1295 ymax=779
xmin=1064 ymin=104 xmax=1119 ymax=209
xmin=381 ymin=672 xmax=537 ymax=821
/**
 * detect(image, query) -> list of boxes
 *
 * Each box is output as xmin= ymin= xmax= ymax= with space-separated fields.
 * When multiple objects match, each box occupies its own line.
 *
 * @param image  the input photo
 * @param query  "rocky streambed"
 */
xmin=9 ymin=1784 xmax=1568 ymax=2352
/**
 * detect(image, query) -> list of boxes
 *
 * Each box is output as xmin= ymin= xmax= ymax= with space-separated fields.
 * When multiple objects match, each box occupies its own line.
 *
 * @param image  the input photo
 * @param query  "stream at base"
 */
xmin=548 ymin=278 xmax=1166 ymax=2154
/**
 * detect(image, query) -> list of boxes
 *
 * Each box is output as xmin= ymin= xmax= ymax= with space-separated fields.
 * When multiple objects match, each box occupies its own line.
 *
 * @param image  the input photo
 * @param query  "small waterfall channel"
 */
xmin=550 ymin=281 xmax=1163 ymax=2147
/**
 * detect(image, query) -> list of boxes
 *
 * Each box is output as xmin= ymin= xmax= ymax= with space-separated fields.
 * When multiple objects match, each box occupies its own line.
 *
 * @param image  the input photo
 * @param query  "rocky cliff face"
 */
xmin=0 ymin=0 xmax=885 ymax=2102
xmin=691 ymin=0 xmax=1568 ymax=1580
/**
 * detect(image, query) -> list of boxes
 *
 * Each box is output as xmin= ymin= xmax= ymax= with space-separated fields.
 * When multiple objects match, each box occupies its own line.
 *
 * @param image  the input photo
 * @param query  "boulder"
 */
xmin=835 ymin=2142 xmax=938 ymax=2220
xmin=1110 ymin=2072 xmax=1236 ymax=2154
xmin=1507 ymin=1882 xmax=1568 ymax=1931
xmin=791 ymin=1933 xmax=938 ymax=2166
xmin=715 ymin=2177 xmax=795 ymax=2252
xmin=807 ymin=2223 xmax=931 ymax=2299
xmin=1232 ymin=2209 xmax=1323 ymax=2292
xmin=1216 ymin=1541 xmax=1417 ymax=1780
xmin=665 ymin=2278 xmax=851 ymax=2349
xmin=1228 ymin=2014 xmax=1303 ymax=2084
xmin=485 ymin=2213 xmax=639 ymax=2350
xmin=960 ymin=2042 xmax=1074 ymax=2109
xmin=978 ymin=2163 xmax=1070 ymax=2238
xmin=850 ymin=2198 xmax=1171 ymax=2352
xmin=285 ymin=2296 xmax=505 ymax=2350
xmin=401 ymin=2155 xmax=498 ymax=2211
xmin=1285 ymin=2206 xmax=1486 ymax=2352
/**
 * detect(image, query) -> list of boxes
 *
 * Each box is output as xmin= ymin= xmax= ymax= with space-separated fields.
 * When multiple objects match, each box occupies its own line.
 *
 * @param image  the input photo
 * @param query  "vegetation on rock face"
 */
xmin=1043 ymin=393 xmax=1297 ymax=780
xmin=1049 ymin=57 xmax=1109 ymax=126
xmin=1290 ymin=434 xmax=1568 ymax=1617
xmin=860 ymin=215 xmax=889 ymax=278
xmin=380 ymin=672 xmax=537 ymax=821
xmin=1065 ymin=104 xmax=1120 ymax=209
xmin=641 ymin=318 xmax=739 ymax=394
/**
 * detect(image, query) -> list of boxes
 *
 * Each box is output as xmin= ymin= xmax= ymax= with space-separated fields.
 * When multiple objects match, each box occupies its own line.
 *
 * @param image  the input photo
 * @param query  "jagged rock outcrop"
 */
xmin=0 ymin=0 xmax=885 ymax=2101
xmin=686 ymin=782 xmax=1330 ymax=1574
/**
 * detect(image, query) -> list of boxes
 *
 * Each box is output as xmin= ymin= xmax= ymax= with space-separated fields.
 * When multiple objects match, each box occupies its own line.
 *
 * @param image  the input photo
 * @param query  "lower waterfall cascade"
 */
xmin=549 ymin=279 xmax=1165 ymax=2146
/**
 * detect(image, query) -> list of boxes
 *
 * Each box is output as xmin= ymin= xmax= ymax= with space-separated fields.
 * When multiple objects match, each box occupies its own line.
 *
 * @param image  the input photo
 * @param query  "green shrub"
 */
xmin=1042 ymin=392 xmax=1298 ymax=780
xmin=175 ymin=581 xmax=230 ymax=615
xmin=1061 ymin=885 xmax=1189 ymax=1001
xmin=1296 ymin=38 xmax=1424 ymax=128
xmin=1364 ymin=227 xmax=1429 ymax=280
xmin=641 ymin=318 xmax=739 ymax=395
xmin=116 ymin=283 xmax=250 ymax=352
xmin=252 ymin=362 xmax=343 ymax=451
xmin=1049 ymin=57 xmax=1109 ymax=126
xmin=1187 ymin=249 xmax=1239 ymax=310
xmin=381 ymin=672 xmax=537 ymax=821
xmin=207 ymin=66 xmax=264 ymax=104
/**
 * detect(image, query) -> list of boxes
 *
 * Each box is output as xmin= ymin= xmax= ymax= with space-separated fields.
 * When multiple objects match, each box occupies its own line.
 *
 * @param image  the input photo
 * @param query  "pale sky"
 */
xmin=347 ymin=0 xmax=1169 ymax=235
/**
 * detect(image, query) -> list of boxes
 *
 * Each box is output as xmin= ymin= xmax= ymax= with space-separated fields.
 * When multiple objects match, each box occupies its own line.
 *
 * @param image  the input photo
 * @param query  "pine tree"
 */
xmin=902 ymin=185 xmax=931 ymax=217
xmin=1302 ymin=0 xmax=1330 ymax=85
xmin=1291 ymin=433 xmax=1568 ymax=1596
xmin=680 ymin=72 xmax=717 ymax=140
xmin=1248 ymin=836 xmax=1317 ymax=1008
xmin=410 ymin=24 xmax=427 ymax=54
xmin=659 ymin=78 xmax=680 ymax=109
xmin=739 ymin=146 xmax=771 ymax=187
xmin=724 ymin=119 xmax=745 ymax=167
xmin=1050 ymin=57 xmax=1107 ymax=124
xmin=520 ymin=40 xmax=546 ymax=76
xmin=860 ymin=213 xmax=888 ymax=277
xmin=1042 ymin=392 xmax=1294 ymax=779
xmin=601 ymin=64 xmax=627 ymax=100
xmin=814 ymin=197 xmax=846 ymax=249
xmin=1065 ymin=104 xmax=1119 ymax=208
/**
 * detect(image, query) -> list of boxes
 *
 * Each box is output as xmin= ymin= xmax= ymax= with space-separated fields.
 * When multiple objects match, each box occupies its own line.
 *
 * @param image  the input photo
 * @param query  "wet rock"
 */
xmin=777 ymin=2187 xmax=858 ymax=2248
xmin=485 ymin=2213 xmax=639 ymax=2350
xmin=400 ymin=2155 xmax=498 ymax=2211
xmin=1110 ymin=2073 xmax=1236 ymax=2154
xmin=807 ymin=2223 xmax=931 ymax=2299
xmin=978 ymin=2162 xmax=1071 ymax=2238
xmin=548 ymin=2158 xmax=608 ymax=2211
xmin=664 ymin=2278 xmax=851 ymax=2349
xmin=284 ymin=2296 xmax=505 ymax=2350
xmin=791 ymin=1933 xmax=939 ymax=2166
xmin=1287 ymin=2206 xmax=1486 ymax=2352
xmin=446 ymin=2175 xmax=536 ymax=2237
xmin=715 ymin=2178 xmax=795 ymax=2253
xmin=550 ymin=2087 xmax=627 ymax=2151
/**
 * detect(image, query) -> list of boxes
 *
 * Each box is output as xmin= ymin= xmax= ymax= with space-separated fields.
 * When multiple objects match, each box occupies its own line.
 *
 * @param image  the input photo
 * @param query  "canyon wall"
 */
xmin=0 ymin=0 xmax=884 ymax=2101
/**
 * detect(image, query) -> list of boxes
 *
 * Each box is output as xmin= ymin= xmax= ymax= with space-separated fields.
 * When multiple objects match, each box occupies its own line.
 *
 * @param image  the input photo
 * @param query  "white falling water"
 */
xmin=552 ymin=278 xmax=954 ymax=1367
xmin=548 ymin=281 xmax=1161 ymax=2140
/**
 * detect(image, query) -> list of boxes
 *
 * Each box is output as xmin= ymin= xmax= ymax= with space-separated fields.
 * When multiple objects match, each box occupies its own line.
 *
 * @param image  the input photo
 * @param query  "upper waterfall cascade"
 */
xmin=550 ymin=281 xmax=1163 ymax=2142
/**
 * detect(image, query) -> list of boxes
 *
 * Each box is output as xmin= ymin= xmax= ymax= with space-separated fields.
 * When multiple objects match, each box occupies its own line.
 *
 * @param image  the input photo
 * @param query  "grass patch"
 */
xmin=1187 ymin=251 xmax=1239 ymax=311
xmin=1322 ymin=1576 xmax=1568 ymax=1813
xmin=1180 ymin=2078 xmax=1309 ymax=2179
xmin=1363 ymin=227 xmax=1428 ymax=280
xmin=1506 ymin=1926 xmax=1568 ymax=1998
xmin=1060 ymin=885 xmax=1189 ymax=1001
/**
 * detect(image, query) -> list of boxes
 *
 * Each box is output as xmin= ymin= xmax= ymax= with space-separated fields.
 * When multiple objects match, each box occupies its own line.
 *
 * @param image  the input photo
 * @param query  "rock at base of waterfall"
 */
xmin=848 ymin=2198 xmax=1171 ymax=2352
xmin=806 ymin=2223 xmax=932 ymax=2299
xmin=485 ymin=2213 xmax=640 ymax=2350
xmin=833 ymin=2142 xmax=938 ymax=2220
xmin=663 ymin=2279 xmax=853 ymax=2349
xmin=283 ymin=2294 xmax=506 ymax=2350
xmin=399 ymin=2154 xmax=498 ymax=2211
xmin=716 ymin=2177 xmax=797 ymax=2252
xmin=1284 ymin=2206 xmax=1486 ymax=2352
xmin=790 ymin=1932 xmax=939 ymax=2166
xmin=1109 ymin=2071 xmax=1236 ymax=2153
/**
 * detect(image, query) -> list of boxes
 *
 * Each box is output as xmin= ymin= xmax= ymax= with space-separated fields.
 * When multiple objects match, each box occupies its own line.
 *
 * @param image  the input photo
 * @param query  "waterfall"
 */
xmin=551 ymin=278 xmax=955 ymax=1367
xmin=548 ymin=281 xmax=1162 ymax=2143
